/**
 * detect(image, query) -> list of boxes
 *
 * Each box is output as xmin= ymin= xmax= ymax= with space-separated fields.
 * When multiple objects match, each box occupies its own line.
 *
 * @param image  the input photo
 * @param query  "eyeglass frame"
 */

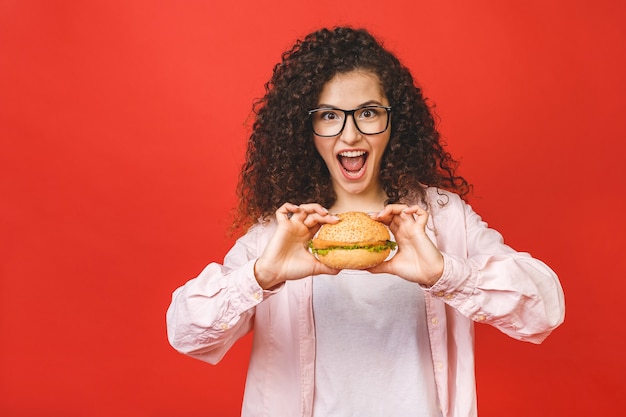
xmin=307 ymin=105 xmax=392 ymax=137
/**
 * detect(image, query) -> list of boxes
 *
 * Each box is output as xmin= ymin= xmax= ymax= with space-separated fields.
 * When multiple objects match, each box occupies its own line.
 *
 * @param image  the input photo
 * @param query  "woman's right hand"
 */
xmin=253 ymin=203 xmax=341 ymax=289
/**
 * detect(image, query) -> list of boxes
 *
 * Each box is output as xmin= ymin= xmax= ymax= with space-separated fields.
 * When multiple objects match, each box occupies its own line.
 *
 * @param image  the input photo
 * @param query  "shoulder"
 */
xmin=247 ymin=216 xmax=278 ymax=240
xmin=421 ymin=188 xmax=472 ymax=253
xmin=423 ymin=187 xmax=466 ymax=214
xmin=232 ymin=216 xmax=278 ymax=251
xmin=224 ymin=216 xmax=277 ymax=265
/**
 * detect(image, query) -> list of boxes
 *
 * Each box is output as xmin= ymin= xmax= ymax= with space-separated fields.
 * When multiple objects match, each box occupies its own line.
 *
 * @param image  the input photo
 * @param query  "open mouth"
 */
xmin=337 ymin=150 xmax=368 ymax=177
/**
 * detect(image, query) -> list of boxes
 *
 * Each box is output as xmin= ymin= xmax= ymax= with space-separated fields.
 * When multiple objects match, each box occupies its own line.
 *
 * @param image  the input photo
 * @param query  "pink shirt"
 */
xmin=166 ymin=188 xmax=565 ymax=417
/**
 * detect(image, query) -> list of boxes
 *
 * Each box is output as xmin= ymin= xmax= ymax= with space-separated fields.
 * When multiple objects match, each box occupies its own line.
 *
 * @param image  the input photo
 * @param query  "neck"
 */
xmin=329 ymin=186 xmax=388 ymax=214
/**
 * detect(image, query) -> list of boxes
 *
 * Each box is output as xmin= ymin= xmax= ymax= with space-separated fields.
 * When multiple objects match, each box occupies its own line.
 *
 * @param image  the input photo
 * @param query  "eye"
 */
xmin=318 ymin=110 xmax=343 ymax=122
xmin=357 ymin=107 xmax=381 ymax=120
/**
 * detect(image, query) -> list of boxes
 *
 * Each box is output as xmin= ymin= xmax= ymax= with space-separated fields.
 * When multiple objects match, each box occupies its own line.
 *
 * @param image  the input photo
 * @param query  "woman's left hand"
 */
xmin=367 ymin=204 xmax=444 ymax=287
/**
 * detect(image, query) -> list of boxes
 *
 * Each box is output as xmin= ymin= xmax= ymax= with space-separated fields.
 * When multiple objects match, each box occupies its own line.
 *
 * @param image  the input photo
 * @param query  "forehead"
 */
xmin=317 ymin=70 xmax=387 ymax=107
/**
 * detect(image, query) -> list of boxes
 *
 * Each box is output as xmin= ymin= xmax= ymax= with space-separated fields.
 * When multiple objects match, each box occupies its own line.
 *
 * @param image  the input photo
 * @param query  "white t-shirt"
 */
xmin=312 ymin=271 xmax=441 ymax=417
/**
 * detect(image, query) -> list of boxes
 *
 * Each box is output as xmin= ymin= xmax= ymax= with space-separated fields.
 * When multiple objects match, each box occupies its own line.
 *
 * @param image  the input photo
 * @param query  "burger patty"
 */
xmin=309 ymin=239 xmax=396 ymax=255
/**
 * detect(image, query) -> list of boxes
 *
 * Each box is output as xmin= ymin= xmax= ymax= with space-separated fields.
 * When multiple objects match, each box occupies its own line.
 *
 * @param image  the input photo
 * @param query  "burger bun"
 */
xmin=311 ymin=211 xmax=395 ymax=270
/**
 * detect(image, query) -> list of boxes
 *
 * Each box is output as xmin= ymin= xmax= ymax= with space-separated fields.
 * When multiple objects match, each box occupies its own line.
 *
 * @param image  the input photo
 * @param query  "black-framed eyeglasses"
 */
xmin=308 ymin=105 xmax=392 ymax=137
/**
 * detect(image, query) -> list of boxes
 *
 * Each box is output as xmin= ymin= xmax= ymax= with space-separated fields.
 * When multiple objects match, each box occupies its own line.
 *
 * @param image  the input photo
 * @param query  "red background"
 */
xmin=1 ymin=1 xmax=625 ymax=416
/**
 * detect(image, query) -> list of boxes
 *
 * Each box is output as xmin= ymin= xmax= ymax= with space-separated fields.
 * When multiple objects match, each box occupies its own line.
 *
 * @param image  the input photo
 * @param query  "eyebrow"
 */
xmin=316 ymin=100 xmax=386 ymax=109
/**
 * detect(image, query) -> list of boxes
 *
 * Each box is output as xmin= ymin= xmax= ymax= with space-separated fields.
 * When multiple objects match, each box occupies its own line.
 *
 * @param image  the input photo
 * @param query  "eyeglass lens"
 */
xmin=310 ymin=106 xmax=390 ymax=137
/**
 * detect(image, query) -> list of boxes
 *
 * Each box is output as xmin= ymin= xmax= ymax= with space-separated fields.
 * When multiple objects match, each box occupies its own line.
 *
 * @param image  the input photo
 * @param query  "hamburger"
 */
xmin=309 ymin=211 xmax=397 ymax=269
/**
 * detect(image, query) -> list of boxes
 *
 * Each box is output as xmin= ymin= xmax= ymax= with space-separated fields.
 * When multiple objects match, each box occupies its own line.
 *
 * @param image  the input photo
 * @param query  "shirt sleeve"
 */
xmin=426 ymin=200 xmax=565 ymax=344
xmin=166 ymin=222 xmax=282 ymax=364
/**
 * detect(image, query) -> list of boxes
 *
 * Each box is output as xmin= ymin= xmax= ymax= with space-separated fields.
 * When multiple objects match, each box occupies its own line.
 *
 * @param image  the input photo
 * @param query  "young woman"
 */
xmin=166 ymin=27 xmax=565 ymax=417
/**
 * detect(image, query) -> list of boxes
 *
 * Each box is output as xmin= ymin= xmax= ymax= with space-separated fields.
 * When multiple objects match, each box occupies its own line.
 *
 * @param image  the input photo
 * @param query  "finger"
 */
xmin=403 ymin=205 xmax=429 ymax=227
xmin=400 ymin=204 xmax=427 ymax=215
xmin=277 ymin=203 xmax=301 ymax=221
xmin=288 ymin=203 xmax=337 ymax=225
xmin=313 ymin=263 xmax=341 ymax=276
xmin=297 ymin=203 xmax=333 ymax=216
xmin=371 ymin=204 xmax=409 ymax=223
xmin=365 ymin=259 xmax=392 ymax=275
xmin=302 ymin=212 xmax=340 ymax=228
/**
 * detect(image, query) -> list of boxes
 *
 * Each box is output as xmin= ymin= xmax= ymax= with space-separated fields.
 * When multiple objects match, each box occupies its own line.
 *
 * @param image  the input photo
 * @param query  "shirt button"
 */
xmin=444 ymin=293 xmax=454 ymax=300
xmin=220 ymin=323 xmax=229 ymax=330
xmin=476 ymin=314 xmax=486 ymax=322
xmin=431 ymin=317 xmax=439 ymax=325
xmin=253 ymin=292 xmax=261 ymax=300
xmin=435 ymin=291 xmax=445 ymax=297
xmin=435 ymin=361 xmax=444 ymax=371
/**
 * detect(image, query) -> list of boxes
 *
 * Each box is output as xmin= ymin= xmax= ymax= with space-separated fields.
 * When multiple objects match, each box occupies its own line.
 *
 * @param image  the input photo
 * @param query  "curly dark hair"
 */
xmin=233 ymin=26 xmax=470 ymax=232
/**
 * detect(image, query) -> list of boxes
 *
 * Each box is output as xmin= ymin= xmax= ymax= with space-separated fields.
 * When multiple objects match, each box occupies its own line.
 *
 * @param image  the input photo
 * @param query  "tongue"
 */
xmin=339 ymin=155 xmax=366 ymax=172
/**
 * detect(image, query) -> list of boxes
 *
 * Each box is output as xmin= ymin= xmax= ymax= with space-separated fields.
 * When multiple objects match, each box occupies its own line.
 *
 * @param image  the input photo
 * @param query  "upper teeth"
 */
xmin=339 ymin=150 xmax=366 ymax=157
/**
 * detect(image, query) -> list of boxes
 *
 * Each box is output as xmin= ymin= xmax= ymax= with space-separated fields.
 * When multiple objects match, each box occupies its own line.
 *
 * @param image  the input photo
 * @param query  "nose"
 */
xmin=339 ymin=114 xmax=362 ymax=144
